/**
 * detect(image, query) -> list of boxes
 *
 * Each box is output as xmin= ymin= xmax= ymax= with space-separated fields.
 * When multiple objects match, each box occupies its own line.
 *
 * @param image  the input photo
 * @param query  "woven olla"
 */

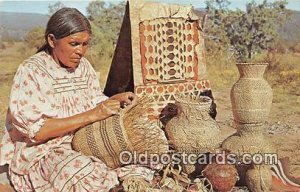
xmin=72 ymin=97 xmax=169 ymax=169
xmin=165 ymin=96 xmax=221 ymax=153
xmin=231 ymin=63 xmax=273 ymax=124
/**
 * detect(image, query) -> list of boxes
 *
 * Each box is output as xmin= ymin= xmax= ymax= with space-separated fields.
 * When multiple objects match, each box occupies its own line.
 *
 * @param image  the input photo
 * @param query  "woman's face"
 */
xmin=49 ymin=31 xmax=90 ymax=70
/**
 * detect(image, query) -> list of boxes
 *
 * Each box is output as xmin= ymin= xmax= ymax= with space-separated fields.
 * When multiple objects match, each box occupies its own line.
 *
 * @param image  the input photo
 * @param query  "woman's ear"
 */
xmin=47 ymin=34 xmax=56 ymax=48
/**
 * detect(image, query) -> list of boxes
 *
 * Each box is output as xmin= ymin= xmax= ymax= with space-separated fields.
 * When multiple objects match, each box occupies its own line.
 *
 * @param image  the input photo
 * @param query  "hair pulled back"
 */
xmin=38 ymin=7 xmax=92 ymax=53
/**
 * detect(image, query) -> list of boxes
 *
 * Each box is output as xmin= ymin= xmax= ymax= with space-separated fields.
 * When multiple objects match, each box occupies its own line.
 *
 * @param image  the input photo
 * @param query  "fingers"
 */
xmin=111 ymin=92 xmax=139 ymax=107
xmin=126 ymin=92 xmax=138 ymax=107
xmin=122 ymin=94 xmax=133 ymax=106
xmin=101 ymin=99 xmax=121 ymax=115
xmin=127 ymin=92 xmax=138 ymax=103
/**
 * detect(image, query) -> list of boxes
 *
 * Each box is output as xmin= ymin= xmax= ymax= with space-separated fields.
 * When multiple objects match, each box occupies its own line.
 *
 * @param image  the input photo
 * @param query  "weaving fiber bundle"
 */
xmin=72 ymin=97 xmax=169 ymax=169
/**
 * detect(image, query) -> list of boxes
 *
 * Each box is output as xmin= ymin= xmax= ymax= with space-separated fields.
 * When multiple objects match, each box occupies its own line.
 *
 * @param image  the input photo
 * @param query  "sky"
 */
xmin=0 ymin=0 xmax=300 ymax=15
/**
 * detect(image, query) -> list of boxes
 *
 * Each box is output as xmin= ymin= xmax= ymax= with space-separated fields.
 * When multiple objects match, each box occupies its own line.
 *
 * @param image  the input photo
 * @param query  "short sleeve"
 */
xmin=83 ymin=58 xmax=108 ymax=105
xmin=9 ymin=64 xmax=58 ymax=141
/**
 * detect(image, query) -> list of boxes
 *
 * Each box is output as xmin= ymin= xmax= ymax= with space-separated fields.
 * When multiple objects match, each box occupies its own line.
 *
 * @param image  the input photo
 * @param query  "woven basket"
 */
xmin=72 ymin=114 xmax=133 ymax=169
xmin=165 ymin=96 xmax=221 ymax=152
xmin=231 ymin=63 xmax=273 ymax=124
xmin=165 ymin=96 xmax=221 ymax=174
xmin=72 ymin=97 xmax=169 ymax=169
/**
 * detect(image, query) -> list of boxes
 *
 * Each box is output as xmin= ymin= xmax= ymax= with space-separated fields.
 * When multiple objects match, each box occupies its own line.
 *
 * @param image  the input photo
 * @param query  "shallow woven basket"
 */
xmin=72 ymin=97 xmax=169 ymax=169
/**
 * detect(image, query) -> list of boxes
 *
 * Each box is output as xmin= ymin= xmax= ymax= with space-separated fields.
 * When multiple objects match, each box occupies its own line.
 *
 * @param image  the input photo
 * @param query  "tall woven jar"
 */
xmin=231 ymin=63 xmax=273 ymax=124
xmin=222 ymin=63 xmax=275 ymax=187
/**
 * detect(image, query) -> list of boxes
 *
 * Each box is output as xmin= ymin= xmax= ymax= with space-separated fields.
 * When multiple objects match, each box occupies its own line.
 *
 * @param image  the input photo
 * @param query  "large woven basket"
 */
xmin=165 ymin=96 xmax=221 ymax=152
xmin=72 ymin=97 xmax=169 ymax=169
xmin=72 ymin=114 xmax=133 ymax=169
xmin=165 ymin=96 xmax=221 ymax=174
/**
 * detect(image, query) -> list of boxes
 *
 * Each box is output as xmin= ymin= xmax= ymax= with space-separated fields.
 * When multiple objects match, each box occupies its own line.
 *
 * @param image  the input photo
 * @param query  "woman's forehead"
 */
xmin=65 ymin=31 xmax=91 ymax=41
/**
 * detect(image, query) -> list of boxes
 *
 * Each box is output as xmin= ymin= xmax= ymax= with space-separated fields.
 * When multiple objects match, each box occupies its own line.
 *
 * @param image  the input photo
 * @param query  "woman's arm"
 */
xmin=34 ymin=99 xmax=120 ymax=142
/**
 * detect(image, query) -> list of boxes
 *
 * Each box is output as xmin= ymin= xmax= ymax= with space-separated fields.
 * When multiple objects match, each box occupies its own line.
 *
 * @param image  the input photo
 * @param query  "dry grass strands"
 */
xmin=122 ymin=176 xmax=151 ymax=192
xmin=72 ymin=96 xmax=169 ymax=169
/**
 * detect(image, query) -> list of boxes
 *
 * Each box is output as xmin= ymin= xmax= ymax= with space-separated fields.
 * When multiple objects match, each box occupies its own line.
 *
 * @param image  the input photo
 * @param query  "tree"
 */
xmin=24 ymin=26 xmax=45 ymax=50
xmin=87 ymin=0 xmax=125 ymax=44
xmin=204 ymin=0 xmax=290 ymax=62
xmin=86 ymin=0 xmax=106 ymax=20
xmin=224 ymin=0 xmax=290 ymax=62
xmin=204 ymin=0 xmax=231 ymax=55
xmin=85 ymin=0 xmax=125 ymax=71
xmin=48 ymin=1 xmax=65 ymax=16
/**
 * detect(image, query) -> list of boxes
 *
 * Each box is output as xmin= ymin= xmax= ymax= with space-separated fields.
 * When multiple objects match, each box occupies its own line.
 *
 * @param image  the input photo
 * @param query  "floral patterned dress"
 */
xmin=0 ymin=52 xmax=153 ymax=192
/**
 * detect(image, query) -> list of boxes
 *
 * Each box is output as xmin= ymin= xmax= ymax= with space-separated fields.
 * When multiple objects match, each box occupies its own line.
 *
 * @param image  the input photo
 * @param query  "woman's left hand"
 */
xmin=110 ymin=92 xmax=138 ymax=107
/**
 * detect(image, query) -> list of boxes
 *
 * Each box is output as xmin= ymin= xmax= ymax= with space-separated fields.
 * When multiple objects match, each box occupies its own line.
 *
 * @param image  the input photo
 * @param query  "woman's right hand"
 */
xmin=92 ymin=99 xmax=121 ymax=121
xmin=35 ymin=99 xmax=121 ymax=142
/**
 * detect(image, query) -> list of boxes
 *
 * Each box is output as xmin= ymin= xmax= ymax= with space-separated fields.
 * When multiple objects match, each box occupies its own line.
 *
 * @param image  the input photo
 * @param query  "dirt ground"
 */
xmin=213 ymin=88 xmax=300 ymax=181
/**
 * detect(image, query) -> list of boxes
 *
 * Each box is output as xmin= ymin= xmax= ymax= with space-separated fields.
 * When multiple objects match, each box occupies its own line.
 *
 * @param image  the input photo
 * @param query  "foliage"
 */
xmin=48 ymin=1 xmax=65 ymax=16
xmin=290 ymin=42 xmax=300 ymax=53
xmin=85 ymin=0 xmax=125 ymax=75
xmin=204 ymin=0 xmax=290 ymax=63
xmin=85 ymin=21 xmax=116 ymax=76
xmin=227 ymin=0 xmax=290 ymax=62
xmin=23 ymin=1 xmax=65 ymax=51
xmin=87 ymin=0 xmax=125 ymax=44
xmin=24 ymin=26 xmax=45 ymax=50
xmin=277 ymin=10 xmax=300 ymax=49
xmin=204 ymin=0 xmax=231 ymax=55
xmin=0 ymin=28 xmax=20 ymax=43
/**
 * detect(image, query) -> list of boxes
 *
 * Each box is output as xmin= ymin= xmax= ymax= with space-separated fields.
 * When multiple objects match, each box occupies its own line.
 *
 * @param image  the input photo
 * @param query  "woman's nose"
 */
xmin=75 ymin=45 xmax=83 ymax=56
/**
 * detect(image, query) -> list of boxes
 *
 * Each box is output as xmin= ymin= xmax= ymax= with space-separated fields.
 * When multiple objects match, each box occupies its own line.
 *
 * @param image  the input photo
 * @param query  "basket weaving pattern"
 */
xmin=72 ymin=114 xmax=133 ymax=169
xmin=122 ymin=97 xmax=169 ymax=155
xmin=165 ymin=96 xmax=221 ymax=152
xmin=231 ymin=63 xmax=273 ymax=124
xmin=165 ymin=96 xmax=221 ymax=174
xmin=139 ymin=18 xmax=200 ymax=84
xmin=72 ymin=97 xmax=169 ymax=169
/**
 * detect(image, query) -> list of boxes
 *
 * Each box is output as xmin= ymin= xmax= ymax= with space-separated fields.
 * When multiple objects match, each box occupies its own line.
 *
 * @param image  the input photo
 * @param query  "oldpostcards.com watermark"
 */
xmin=119 ymin=150 xmax=278 ymax=166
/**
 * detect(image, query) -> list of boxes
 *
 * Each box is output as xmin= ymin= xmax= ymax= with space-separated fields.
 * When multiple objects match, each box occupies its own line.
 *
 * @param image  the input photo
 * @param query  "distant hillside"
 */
xmin=0 ymin=12 xmax=48 ymax=40
xmin=0 ymin=9 xmax=300 ymax=45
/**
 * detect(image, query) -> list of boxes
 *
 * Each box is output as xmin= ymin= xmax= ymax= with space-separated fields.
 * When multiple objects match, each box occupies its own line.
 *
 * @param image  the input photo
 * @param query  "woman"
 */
xmin=0 ymin=8 xmax=153 ymax=192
